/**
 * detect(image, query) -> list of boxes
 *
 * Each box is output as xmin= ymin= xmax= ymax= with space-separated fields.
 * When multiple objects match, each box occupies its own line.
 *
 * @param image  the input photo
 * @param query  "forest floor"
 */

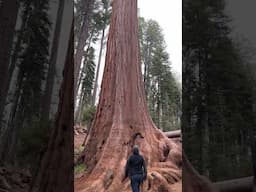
xmin=74 ymin=126 xmax=87 ymax=151
xmin=74 ymin=126 xmax=88 ymax=178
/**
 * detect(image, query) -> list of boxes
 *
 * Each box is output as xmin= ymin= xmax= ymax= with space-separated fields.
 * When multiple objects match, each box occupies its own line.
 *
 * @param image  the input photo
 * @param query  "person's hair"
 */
xmin=133 ymin=145 xmax=139 ymax=155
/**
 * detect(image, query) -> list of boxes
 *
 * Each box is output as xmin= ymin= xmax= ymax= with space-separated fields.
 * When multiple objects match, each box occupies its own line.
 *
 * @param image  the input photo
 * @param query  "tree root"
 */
xmin=75 ymin=135 xmax=182 ymax=192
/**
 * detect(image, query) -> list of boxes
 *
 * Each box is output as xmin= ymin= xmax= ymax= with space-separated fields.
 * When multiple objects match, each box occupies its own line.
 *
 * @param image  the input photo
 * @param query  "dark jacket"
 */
xmin=125 ymin=148 xmax=147 ymax=178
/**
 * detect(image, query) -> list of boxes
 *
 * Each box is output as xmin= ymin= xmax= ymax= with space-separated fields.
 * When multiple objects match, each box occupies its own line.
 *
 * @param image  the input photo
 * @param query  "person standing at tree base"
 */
xmin=123 ymin=145 xmax=147 ymax=192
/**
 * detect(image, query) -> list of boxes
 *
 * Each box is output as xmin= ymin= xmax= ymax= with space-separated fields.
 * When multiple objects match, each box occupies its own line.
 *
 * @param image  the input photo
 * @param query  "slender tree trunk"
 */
xmin=160 ymin=100 xmax=163 ymax=130
xmin=144 ymin=45 xmax=152 ymax=98
xmin=143 ymin=50 xmax=147 ymax=83
xmin=74 ymin=26 xmax=95 ymax=117
xmin=75 ymin=91 xmax=85 ymax=124
xmin=7 ymin=84 xmax=27 ymax=165
xmin=92 ymin=28 xmax=106 ymax=105
xmin=30 ymin=22 xmax=74 ymax=192
xmin=252 ymin=112 xmax=256 ymax=192
xmin=253 ymin=178 xmax=256 ymax=192
xmin=0 ymin=0 xmax=19 ymax=127
xmin=252 ymin=91 xmax=256 ymax=192
xmin=143 ymin=42 xmax=149 ymax=85
xmin=77 ymin=92 xmax=89 ymax=125
xmin=75 ymin=1 xmax=182 ymax=191
xmin=0 ymin=5 xmax=30 ymax=127
xmin=41 ymin=0 xmax=65 ymax=124
xmin=197 ymin=52 xmax=209 ymax=177
xmin=75 ymin=76 xmax=85 ymax=125
xmin=0 ymin=70 xmax=24 ymax=163
xmin=74 ymin=0 xmax=95 ymax=98
xmin=74 ymin=36 xmax=94 ymax=124
xmin=157 ymin=88 xmax=161 ymax=129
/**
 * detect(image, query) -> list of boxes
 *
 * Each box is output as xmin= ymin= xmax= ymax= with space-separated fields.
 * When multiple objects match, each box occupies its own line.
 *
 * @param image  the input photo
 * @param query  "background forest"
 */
xmin=183 ymin=0 xmax=256 ymax=182
xmin=0 ymin=0 xmax=73 ymax=191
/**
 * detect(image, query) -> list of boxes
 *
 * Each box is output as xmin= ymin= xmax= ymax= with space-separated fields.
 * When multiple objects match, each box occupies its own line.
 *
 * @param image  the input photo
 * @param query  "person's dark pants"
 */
xmin=130 ymin=174 xmax=143 ymax=192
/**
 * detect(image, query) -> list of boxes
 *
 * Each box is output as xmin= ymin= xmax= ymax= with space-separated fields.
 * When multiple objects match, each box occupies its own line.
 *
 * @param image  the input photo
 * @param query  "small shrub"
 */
xmin=82 ymin=106 xmax=96 ymax=126
xmin=74 ymin=163 xmax=87 ymax=174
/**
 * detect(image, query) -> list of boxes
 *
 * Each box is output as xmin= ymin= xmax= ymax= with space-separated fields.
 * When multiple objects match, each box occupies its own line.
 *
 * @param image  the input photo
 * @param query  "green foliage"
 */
xmin=82 ymin=106 xmax=96 ymax=126
xmin=75 ymin=0 xmax=112 ymax=47
xmin=75 ymin=145 xmax=84 ymax=156
xmin=75 ymin=0 xmax=111 ymax=125
xmin=183 ymin=0 xmax=255 ymax=181
xmin=17 ymin=0 xmax=51 ymax=118
xmin=81 ymin=47 xmax=96 ymax=105
xmin=75 ymin=163 xmax=87 ymax=174
xmin=18 ymin=119 xmax=49 ymax=161
xmin=2 ymin=0 xmax=51 ymax=169
xmin=139 ymin=18 xmax=181 ymax=131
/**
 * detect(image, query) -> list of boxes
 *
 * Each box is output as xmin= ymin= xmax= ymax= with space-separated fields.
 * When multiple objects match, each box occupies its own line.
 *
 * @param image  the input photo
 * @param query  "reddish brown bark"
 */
xmin=74 ymin=0 xmax=182 ymax=191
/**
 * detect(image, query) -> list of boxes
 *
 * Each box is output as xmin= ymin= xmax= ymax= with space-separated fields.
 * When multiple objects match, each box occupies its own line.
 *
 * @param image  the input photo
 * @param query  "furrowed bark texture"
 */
xmin=75 ymin=0 xmax=182 ymax=191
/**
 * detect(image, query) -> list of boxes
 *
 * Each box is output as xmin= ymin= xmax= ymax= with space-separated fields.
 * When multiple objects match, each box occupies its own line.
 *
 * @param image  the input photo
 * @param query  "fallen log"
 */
xmin=164 ymin=130 xmax=181 ymax=138
xmin=164 ymin=130 xmax=255 ymax=192
xmin=213 ymin=176 xmax=254 ymax=192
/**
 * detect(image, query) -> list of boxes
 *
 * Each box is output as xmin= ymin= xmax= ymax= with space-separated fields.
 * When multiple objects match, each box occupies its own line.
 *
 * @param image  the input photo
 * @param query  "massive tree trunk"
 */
xmin=30 ymin=22 xmax=74 ymax=192
xmin=74 ymin=1 xmax=182 ymax=191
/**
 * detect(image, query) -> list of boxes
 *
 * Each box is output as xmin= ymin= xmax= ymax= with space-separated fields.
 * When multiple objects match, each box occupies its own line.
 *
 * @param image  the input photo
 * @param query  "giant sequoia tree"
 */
xmin=75 ymin=0 xmax=182 ymax=191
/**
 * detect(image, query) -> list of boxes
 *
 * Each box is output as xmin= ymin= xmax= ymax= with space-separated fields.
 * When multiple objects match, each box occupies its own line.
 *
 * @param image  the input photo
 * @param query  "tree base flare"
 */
xmin=75 ymin=128 xmax=182 ymax=192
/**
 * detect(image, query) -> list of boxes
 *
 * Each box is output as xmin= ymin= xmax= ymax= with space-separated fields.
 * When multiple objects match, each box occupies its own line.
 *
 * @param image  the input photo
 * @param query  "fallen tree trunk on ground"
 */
xmin=183 ymin=152 xmax=219 ymax=192
xmin=165 ymin=130 xmax=181 ymax=138
xmin=213 ymin=176 xmax=253 ymax=192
